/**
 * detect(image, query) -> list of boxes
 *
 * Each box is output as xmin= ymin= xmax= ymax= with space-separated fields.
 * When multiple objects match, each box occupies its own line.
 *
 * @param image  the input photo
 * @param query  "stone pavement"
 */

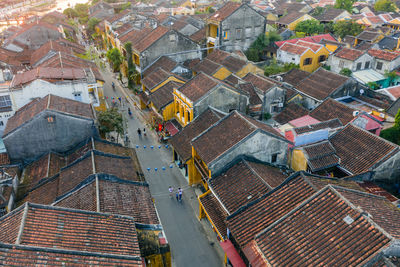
xmin=100 ymin=68 xmax=225 ymax=267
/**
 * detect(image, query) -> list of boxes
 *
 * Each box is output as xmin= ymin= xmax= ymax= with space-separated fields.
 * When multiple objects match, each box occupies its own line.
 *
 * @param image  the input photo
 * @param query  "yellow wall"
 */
xmin=189 ymin=147 xmax=211 ymax=186
xmin=133 ymin=52 xmax=140 ymax=66
xmin=236 ymin=63 xmax=264 ymax=78
xmin=299 ymin=46 xmax=330 ymax=73
xmin=213 ymin=67 xmax=232 ymax=80
xmin=325 ymin=43 xmax=339 ymax=53
xmin=150 ymin=77 xmax=185 ymax=93
xmin=291 ymin=149 xmax=307 ymax=171
xmin=173 ymin=92 xmax=194 ymax=127
xmin=208 ymin=23 xmax=218 ymax=38
xmin=198 ymin=191 xmax=224 ymax=240
xmin=288 ymin=14 xmax=316 ymax=31
xmin=267 ymin=13 xmax=278 ymax=21
xmin=162 ymin=102 xmax=175 ymax=121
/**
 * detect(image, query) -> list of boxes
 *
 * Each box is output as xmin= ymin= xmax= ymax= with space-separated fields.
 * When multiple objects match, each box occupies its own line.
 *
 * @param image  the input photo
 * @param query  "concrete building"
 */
xmin=327 ymin=47 xmax=374 ymax=73
xmin=3 ymin=94 xmax=96 ymax=162
xmin=206 ymin=2 xmax=266 ymax=52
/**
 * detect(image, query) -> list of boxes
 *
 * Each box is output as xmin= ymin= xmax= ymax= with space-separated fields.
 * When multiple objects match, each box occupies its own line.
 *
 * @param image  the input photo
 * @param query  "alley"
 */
xmin=100 ymin=68 xmax=224 ymax=267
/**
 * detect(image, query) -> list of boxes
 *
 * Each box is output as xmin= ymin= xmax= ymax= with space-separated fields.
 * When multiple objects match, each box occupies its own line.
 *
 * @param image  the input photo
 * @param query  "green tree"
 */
xmin=374 ymin=0 xmax=397 ymax=11
xmin=97 ymin=108 xmax=124 ymax=142
xmin=333 ymin=20 xmax=363 ymax=39
xmin=395 ymin=108 xmax=400 ymax=127
xmin=245 ymin=32 xmax=281 ymax=62
xmin=367 ymin=81 xmax=379 ymax=89
xmin=380 ymin=111 xmax=400 ymax=144
xmin=74 ymin=3 xmax=89 ymax=17
xmin=385 ymin=70 xmax=398 ymax=85
xmin=340 ymin=68 xmax=352 ymax=76
xmin=63 ymin=8 xmax=78 ymax=18
xmin=87 ymin=17 xmax=100 ymax=33
xmin=124 ymin=42 xmax=139 ymax=89
xmin=334 ymin=0 xmax=355 ymax=12
xmin=106 ymin=48 xmax=123 ymax=72
xmin=311 ymin=7 xmax=325 ymax=16
xmin=295 ymin=20 xmax=324 ymax=35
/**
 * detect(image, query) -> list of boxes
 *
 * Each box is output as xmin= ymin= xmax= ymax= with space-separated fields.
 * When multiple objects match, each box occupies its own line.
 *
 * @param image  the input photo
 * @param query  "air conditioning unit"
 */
xmin=278 ymin=102 xmax=283 ymax=107
xmin=353 ymin=111 xmax=359 ymax=117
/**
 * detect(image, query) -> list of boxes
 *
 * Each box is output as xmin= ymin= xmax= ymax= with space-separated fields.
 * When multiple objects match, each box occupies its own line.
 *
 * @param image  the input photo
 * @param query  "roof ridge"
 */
xmin=243 ymin=159 xmax=274 ymax=190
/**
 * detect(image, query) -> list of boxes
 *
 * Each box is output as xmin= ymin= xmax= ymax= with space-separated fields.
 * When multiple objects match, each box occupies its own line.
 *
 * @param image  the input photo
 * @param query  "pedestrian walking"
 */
xmin=169 ymin=186 xmax=174 ymax=198
xmin=118 ymin=97 xmax=121 ymax=104
xmin=176 ymin=191 xmax=179 ymax=202
xmin=137 ymin=128 xmax=142 ymax=137
xmin=125 ymin=133 xmax=129 ymax=143
xmin=143 ymin=128 xmax=146 ymax=137
xmin=178 ymin=187 xmax=183 ymax=202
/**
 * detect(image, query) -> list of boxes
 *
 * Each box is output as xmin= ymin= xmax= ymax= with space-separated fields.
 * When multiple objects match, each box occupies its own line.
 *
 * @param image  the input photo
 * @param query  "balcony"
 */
xmin=194 ymin=158 xmax=209 ymax=184
xmin=207 ymin=36 xmax=216 ymax=44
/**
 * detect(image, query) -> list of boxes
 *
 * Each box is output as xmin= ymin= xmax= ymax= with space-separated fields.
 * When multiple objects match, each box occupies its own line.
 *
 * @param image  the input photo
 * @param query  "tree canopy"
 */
xmin=97 ymin=108 xmax=124 ymax=141
xmin=106 ymin=48 xmax=123 ymax=72
xmin=63 ymin=8 xmax=78 ymax=18
xmin=245 ymin=32 xmax=281 ymax=62
xmin=334 ymin=0 xmax=355 ymax=12
xmin=374 ymin=0 xmax=397 ymax=12
xmin=87 ymin=17 xmax=100 ymax=33
xmin=295 ymin=20 xmax=324 ymax=35
xmin=332 ymin=20 xmax=363 ymax=39
xmin=339 ymin=68 xmax=352 ymax=76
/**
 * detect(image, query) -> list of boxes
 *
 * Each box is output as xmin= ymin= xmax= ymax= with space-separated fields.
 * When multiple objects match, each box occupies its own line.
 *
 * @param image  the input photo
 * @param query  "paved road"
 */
xmin=100 ymin=69 xmax=224 ymax=267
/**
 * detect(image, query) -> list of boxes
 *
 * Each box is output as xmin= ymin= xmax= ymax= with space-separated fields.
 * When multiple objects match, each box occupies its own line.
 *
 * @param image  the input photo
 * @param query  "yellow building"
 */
xmin=277 ymin=40 xmax=330 ymax=72
xmin=149 ymin=81 xmax=182 ymax=122
xmin=192 ymin=58 xmax=232 ymax=80
xmin=276 ymin=12 xmax=316 ymax=31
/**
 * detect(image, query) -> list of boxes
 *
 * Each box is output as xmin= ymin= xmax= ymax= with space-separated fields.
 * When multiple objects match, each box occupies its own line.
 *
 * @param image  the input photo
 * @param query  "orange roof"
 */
xmin=208 ymin=2 xmax=241 ymax=22
xmin=368 ymin=49 xmax=400 ymax=61
xmin=132 ymin=26 xmax=169 ymax=53
xmin=296 ymin=40 xmax=322 ymax=52
xmin=280 ymin=42 xmax=308 ymax=55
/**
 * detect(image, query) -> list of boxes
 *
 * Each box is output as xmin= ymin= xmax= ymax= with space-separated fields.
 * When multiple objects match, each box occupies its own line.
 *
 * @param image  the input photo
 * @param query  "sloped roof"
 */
xmin=142 ymin=56 xmax=177 ymax=77
xmin=275 ymin=33 xmax=337 ymax=48
xmin=209 ymin=159 xmax=287 ymax=214
xmin=368 ymin=48 xmax=400 ymax=61
xmin=177 ymin=72 xmax=220 ymax=102
xmin=274 ymin=103 xmax=309 ymax=125
xmin=334 ymin=47 xmax=365 ymax=61
xmin=357 ymin=31 xmax=381 ymax=41
xmin=293 ymin=118 xmax=343 ymax=135
xmin=309 ymin=98 xmax=356 ymax=125
xmin=279 ymin=42 xmax=309 ymax=55
xmin=189 ymin=27 xmax=206 ymax=43
xmin=205 ymin=49 xmax=231 ymax=64
xmin=169 ymin=108 xmax=224 ymax=162
xmin=243 ymin=72 xmax=276 ymax=93
xmin=192 ymin=111 xmax=285 ymax=166
xmin=149 ymin=81 xmax=181 ymax=110
xmin=132 ymin=26 xmax=170 ymax=53
xmin=313 ymin=8 xmax=348 ymax=21
xmin=252 ymin=186 xmax=393 ymax=267
xmin=208 ymin=2 xmax=241 ymax=22
xmin=238 ymin=83 xmax=262 ymax=106
xmin=296 ymin=68 xmax=349 ymax=101
xmin=54 ymin=175 xmax=159 ymax=225
xmin=330 ymin=124 xmax=398 ymax=174
xmin=282 ymin=68 xmax=309 ymax=85
xmin=220 ymin=56 xmax=247 ymax=73
xmin=141 ymin=67 xmax=178 ymax=90
xmin=198 ymin=192 xmax=228 ymax=238
xmin=4 ymin=94 xmax=93 ymax=136
xmin=278 ymin=11 xmax=305 ymax=25
xmin=0 ymin=203 xmax=141 ymax=262
xmin=192 ymin=58 xmax=223 ymax=76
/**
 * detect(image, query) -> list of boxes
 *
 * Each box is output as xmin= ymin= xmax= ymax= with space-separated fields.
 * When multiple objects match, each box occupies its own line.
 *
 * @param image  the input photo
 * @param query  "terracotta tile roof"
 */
xmin=275 ymin=33 xmax=337 ymax=48
xmin=274 ymin=103 xmax=309 ymax=124
xmin=295 ymin=40 xmax=322 ymax=52
xmin=189 ymin=27 xmax=205 ymax=43
xmin=114 ymin=23 xmax=135 ymax=36
xmin=224 ymin=74 xmax=240 ymax=86
xmin=0 ymin=206 xmax=24 ymax=244
xmin=118 ymin=27 xmax=152 ymax=45
xmin=192 ymin=111 xmax=284 ymax=166
xmin=296 ymin=68 xmax=349 ymax=101
xmin=208 ymin=2 xmax=241 ymax=22
xmin=238 ymin=83 xmax=262 ymax=106
xmin=25 ymin=152 xmax=142 ymax=205
xmin=330 ymin=124 xmax=398 ymax=174
xmin=205 ymin=49 xmax=231 ymax=64
xmin=192 ymin=58 xmax=222 ymax=76
xmin=107 ymin=9 xmax=130 ymax=23
xmin=281 ymin=68 xmax=309 ymax=85
xmin=11 ymin=67 xmax=86 ymax=88
xmin=278 ymin=11 xmax=305 ymax=25
xmin=0 ymin=203 xmax=141 ymax=259
xmin=357 ymin=31 xmax=381 ymax=41
xmin=169 ymin=108 xmax=224 ymax=162
xmin=149 ymin=81 xmax=181 ymax=110
xmin=227 ymin=172 xmax=369 ymax=248
xmin=293 ymin=118 xmax=343 ymax=134
xmin=132 ymin=26 xmax=169 ymax=53
xmin=358 ymin=181 xmax=398 ymax=202
xmin=368 ymin=48 xmax=400 ymax=61
xmin=313 ymin=8 xmax=348 ymax=21
xmin=0 ymin=153 xmax=10 ymax=165
xmin=358 ymin=94 xmax=392 ymax=109
xmin=183 ymin=58 xmax=201 ymax=70
xmin=334 ymin=47 xmax=364 ymax=61
xmin=302 ymin=141 xmax=340 ymax=171
xmin=279 ymin=42 xmax=309 ymax=55
xmin=198 ymin=192 xmax=228 ymax=238
xmin=55 ymin=175 xmax=159 ymax=225
xmin=0 ymin=243 xmax=141 ymax=266
xmin=221 ymin=56 xmax=247 ymax=73
xmin=142 ymin=56 xmax=177 ymax=77
xmin=141 ymin=67 xmax=177 ymax=90
xmin=253 ymin=186 xmax=392 ymax=267
xmin=209 ymin=159 xmax=287 ymax=214
xmin=309 ymin=98 xmax=356 ymax=125
xmin=177 ymin=72 xmax=220 ymax=102
xmin=48 ymin=94 xmax=94 ymax=119
xmin=243 ymin=73 xmax=276 ymax=93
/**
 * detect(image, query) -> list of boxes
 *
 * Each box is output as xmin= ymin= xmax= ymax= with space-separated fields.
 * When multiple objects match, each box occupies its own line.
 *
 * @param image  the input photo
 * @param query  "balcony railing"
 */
xmin=194 ymin=157 xmax=209 ymax=184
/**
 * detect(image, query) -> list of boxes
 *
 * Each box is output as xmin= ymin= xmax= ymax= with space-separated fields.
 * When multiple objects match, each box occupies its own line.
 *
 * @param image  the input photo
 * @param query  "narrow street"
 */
xmin=99 ymin=67 xmax=224 ymax=267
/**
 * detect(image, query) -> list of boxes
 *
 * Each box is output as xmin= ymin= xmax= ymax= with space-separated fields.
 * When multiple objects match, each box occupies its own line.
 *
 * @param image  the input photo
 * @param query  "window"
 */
xmin=356 ymin=62 xmax=362 ymax=71
xmin=223 ymin=31 xmax=228 ymax=40
xmin=318 ymin=55 xmax=326 ymax=63
xmin=303 ymin=58 xmax=312 ymax=65
xmin=235 ymin=28 xmax=242 ymax=39
xmin=47 ymin=115 xmax=55 ymax=123
xmin=271 ymin=153 xmax=278 ymax=163
xmin=365 ymin=61 xmax=370 ymax=69
xmin=376 ymin=61 xmax=383 ymax=70
xmin=245 ymin=27 xmax=252 ymax=38
xmin=339 ymin=60 xmax=344 ymax=68
xmin=0 ymin=121 xmax=3 ymax=126
xmin=169 ymin=34 xmax=176 ymax=42
xmin=74 ymin=93 xmax=82 ymax=102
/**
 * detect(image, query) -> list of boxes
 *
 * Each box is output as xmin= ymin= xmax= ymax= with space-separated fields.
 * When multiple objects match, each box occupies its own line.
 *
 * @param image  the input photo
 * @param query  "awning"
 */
xmin=220 ymin=240 xmax=246 ymax=267
xmin=165 ymin=121 xmax=179 ymax=136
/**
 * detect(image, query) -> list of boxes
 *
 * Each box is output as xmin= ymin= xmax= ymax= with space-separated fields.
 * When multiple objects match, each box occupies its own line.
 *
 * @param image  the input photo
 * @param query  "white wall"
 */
xmin=277 ymin=49 xmax=301 ymax=65
xmin=11 ymin=79 xmax=91 ymax=110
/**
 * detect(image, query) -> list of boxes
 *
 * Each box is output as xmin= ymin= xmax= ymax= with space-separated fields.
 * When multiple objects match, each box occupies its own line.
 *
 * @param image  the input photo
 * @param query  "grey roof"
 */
xmin=387 ymin=98 xmax=400 ymax=117
xmin=378 ymin=36 xmax=398 ymax=50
